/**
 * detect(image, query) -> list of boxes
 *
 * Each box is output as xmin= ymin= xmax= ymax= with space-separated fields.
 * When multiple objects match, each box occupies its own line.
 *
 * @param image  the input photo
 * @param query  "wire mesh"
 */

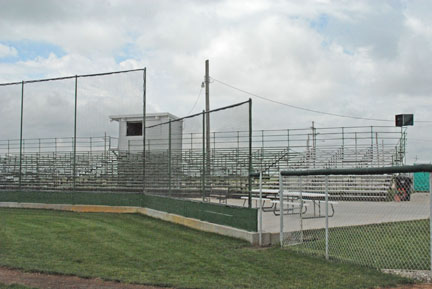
xmin=0 ymin=84 xmax=22 ymax=190
xmin=276 ymin=168 xmax=431 ymax=271
xmin=75 ymin=71 xmax=143 ymax=192
xmin=0 ymin=70 xmax=143 ymax=192
xmin=0 ymin=69 xmax=413 ymax=216
xmin=129 ymin=101 xmax=252 ymax=203
xmin=20 ymin=79 xmax=76 ymax=190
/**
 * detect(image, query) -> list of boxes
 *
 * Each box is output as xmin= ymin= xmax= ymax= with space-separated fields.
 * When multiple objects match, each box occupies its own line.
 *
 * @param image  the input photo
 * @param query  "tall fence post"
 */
xmin=73 ymin=75 xmax=78 ymax=192
xmin=202 ymin=111 xmax=206 ymax=201
xmin=287 ymin=129 xmax=290 ymax=168
xmin=18 ymin=81 xmax=24 ymax=190
xmin=341 ymin=127 xmax=344 ymax=167
xmin=248 ymin=98 xmax=252 ymax=208
xmin=430 ymin=172 xmax=432 ymax=272
xmin=259 ymin=170 xmax=263 ymax=246
xmin=279 ymin=172 xmax=284 ymax=246
xmin=168 ymin=120 xmax=172 ymax=195
xmin=142 ymin=67 xmax=146 ymax=194
xmin=299 ymin=176 xmax=303 ymax=243
xmin=325 ymin=174 xmax=329 ymax=260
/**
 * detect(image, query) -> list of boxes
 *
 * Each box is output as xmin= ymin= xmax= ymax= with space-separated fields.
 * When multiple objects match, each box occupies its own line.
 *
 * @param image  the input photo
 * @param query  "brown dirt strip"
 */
xmin=0 ymin=267 xmax=172 ymax=289
xmin=388 ymin=285 xmax=432 ymax=289
xmin=2 ymin=266 xmax=432 ymax=289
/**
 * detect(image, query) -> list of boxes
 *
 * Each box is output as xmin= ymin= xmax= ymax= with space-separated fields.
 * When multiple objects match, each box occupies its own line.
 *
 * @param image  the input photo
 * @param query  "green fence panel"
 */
xmin=0 ymin=191 xmax=258 ymax=232
xmin=414 ymin=172 xmax=430 ymax=192
xmin=142 ymin=194 xmax=257 ymax=232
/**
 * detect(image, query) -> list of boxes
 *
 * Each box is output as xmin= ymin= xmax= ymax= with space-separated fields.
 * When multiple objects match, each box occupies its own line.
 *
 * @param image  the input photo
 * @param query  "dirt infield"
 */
xmin=390 ymin=285 xmax=432 ymax=289
xmin=0 ymin=267 xmax=171 ymax=289
xmin=2 ymin=266 xmax=432 ymax=289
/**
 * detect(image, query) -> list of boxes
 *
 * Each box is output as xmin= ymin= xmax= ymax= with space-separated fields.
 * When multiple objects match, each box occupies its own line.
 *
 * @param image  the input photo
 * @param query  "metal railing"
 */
xmin=0 ymin=125 xmax=406 ymax=204
xmin=0 ymin=136 xmax=118 ymax=154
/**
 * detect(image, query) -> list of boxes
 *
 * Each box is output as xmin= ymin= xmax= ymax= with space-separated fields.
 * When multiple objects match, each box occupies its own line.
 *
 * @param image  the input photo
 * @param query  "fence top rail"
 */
xmin=250 ymin=164 xmax=432 ymax=177
xmin=0 ymin=68 xmax=145 ymax=86
xmin=279 ymin=164 xmax=432 ymax=176
xmin=145 ymin=99 xmax=251 ymax=129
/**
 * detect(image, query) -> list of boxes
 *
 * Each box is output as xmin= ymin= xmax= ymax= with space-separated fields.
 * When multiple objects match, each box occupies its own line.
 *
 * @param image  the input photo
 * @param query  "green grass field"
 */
xmin=0 ymin=208 xmax=411 ymax=289
xmin=293 ymin=219 xmax=429 ymax=270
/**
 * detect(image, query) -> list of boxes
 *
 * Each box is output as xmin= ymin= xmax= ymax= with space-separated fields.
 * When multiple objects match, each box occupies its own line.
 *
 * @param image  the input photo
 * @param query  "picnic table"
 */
xmin=248 ymin=189 xmax=337 ymax=218
xmin=283 ymin=192 xmax=337 ymax=219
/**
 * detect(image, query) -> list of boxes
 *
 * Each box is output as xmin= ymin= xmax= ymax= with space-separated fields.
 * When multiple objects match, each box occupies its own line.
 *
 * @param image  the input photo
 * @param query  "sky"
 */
xmin=0 ymin=0 xmax=431 ymax=163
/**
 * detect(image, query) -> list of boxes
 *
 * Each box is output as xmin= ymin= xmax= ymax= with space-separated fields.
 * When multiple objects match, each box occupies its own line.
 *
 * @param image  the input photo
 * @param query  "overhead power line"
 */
xmin=211 ymin=77 xmax=432 ymax=123
xmin=186 ymin=83 xmax=204 ymax=115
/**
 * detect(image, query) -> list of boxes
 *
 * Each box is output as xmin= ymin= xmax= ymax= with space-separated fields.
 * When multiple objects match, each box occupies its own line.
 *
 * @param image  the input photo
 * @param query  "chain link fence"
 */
xmin=0 ymin=69 xmax=145 ymax=192
xmin=0 ymin=69 xmax=419 ymax=235
xmin=256 ymin=165 xmax=432 ymax=270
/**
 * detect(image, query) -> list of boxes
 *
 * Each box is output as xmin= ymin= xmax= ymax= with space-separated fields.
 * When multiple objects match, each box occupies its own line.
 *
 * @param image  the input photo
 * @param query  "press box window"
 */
xmin=126 ymin=122 xmax=142 ymax=136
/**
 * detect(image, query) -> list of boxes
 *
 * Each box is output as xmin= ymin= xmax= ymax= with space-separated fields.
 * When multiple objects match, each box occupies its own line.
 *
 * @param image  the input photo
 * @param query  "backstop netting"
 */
xmin=20 ymin=78 xmax=76 ymax=190
xmin=127 ymin=100 xmax=252 ymax=203
xmin=0 ymin=69 xmax=145 ymax=192
xmin=75 ymin=71 xmax=143 ymax=192
xmin=0 ymin=84 xmax=22 ymax=189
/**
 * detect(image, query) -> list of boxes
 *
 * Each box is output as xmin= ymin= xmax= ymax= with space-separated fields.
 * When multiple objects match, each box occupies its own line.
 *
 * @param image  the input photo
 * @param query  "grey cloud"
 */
xmin=0 ymin=0 xmax=431 ymax=163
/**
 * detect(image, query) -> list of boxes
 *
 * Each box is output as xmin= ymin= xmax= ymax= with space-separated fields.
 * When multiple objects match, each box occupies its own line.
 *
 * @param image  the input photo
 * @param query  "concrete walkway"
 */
xmin=262 ymin=193 xmax=430 ymax=233
xmin=208 ymin=193 xmax=430 ymax=234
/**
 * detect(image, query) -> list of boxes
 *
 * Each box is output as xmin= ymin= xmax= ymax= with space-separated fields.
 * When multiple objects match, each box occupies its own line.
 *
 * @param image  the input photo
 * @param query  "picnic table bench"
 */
xmin=249 ymin=189 xmax=338 ymax=218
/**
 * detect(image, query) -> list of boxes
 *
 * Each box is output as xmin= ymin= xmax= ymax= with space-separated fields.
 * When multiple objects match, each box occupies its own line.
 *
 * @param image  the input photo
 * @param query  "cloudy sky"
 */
xmin=0 ymin=0 xmax=431 ymax=163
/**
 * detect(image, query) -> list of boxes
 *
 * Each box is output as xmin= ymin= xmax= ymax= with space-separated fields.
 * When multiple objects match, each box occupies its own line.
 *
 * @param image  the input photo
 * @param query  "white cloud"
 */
xmin=0 ymin=44 xmax=17 ymax=58
xmin=0 ymin=0 xmax=432 ymax=163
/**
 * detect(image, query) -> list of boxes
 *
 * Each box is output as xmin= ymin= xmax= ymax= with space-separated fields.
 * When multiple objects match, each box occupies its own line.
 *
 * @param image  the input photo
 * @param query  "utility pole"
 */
xmin=205 ymin=60 xmax=210 ymax=176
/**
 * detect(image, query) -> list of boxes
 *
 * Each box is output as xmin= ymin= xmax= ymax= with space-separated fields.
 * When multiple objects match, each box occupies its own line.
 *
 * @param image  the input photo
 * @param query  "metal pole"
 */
xmin=312 ymin=122 xmax=316 ymax=168
xmin=279 ymin=172 xmax=284 ymax=247
xmin=429 ymin=172 xmax=432 ymax=272
xmin=168 ymin=120 xmax=172 ymax=195
xmin=237 ymin=131 xmax=239 ymax=150
xmin=248 ymin=98 xmax=252 ymax=208
xmin=325 ymin=175 xmax=329 ymax=260
xmin=376 ymin=132 xmax=379 ymax=166
xmin=202 ymin=111 xmax=206 ymax=201
xmin=287 ymin=129 xmax=290 ymax=168
xmin=341 ymin=127 xmax=344 ymax=167
xmin=73 ymin=75 xmax=78 ymax=191
xmin=19 ymin=81 xmax=24 ymax=189
xmin=259 ymin=170 xmax=263 ymax=246
xmin=355 ymin=132 xmax=358 ymax=164
xmin=205 ymin=60 xmax=210 ymax=185
xmin=260 ymin=130 xmax=264 ymax=170
xmin=142 ymin=67 xmax=146 ymax=194
xmin=299 ymin=176 xmax=303 ymax=243
xmin=370 ymin=126 xmax=374 ymax=164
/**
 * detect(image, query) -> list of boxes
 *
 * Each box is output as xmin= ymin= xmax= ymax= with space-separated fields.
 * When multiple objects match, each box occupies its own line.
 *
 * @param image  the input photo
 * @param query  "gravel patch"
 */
xmin=382 ymin=269 xmax=432 ymax=282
